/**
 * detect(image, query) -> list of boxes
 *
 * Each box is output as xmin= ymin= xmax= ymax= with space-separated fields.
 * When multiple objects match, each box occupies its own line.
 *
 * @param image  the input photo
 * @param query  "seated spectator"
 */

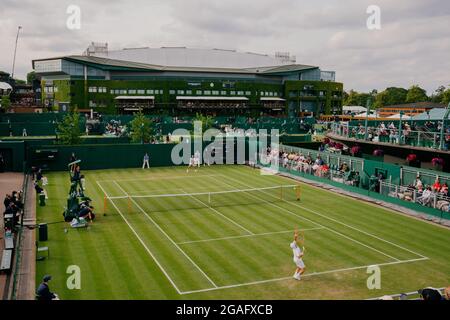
xmin=432 ymin=178 xmax=441 ymax=192
xmin=417 ymin=186 xmax=432 ymax=206
xmin=440 ymin=183 xmax=449 ymax=197
xmin=414 ymin=176 xmax=423 ymax=191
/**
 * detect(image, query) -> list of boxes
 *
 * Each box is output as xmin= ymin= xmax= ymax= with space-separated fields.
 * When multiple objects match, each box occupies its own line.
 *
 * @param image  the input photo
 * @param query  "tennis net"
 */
xmin=104 ymin=184 xmax=301 ymax=214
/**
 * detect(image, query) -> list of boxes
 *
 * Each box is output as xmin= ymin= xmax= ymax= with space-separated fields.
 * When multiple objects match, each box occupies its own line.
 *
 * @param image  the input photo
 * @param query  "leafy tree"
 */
xmin=193 ymin=112 xmax=214 ymax=133
xmin=129 ymin=111 xmax=154 ymax=143
xmin=56 ymin=109 xmax=82 ymax=145
xmin=406 ymin=85 xmax=428 ymax=103
xmin=14 ymin=79 xmax=26 ymax=84
xmin=442 ymin=88 xmax=450 ymax=105
xmin=373 ymin=87 xmax=407 ymax=108
xmin=0 ymin=96 xmax=11 ymax=111
xmin=27 ymin=71 xmax=36 ymax=84
xmin=430 ymin=85 xmax=446 ymax=103
xmin=343 ymin=90 xmax=373 ymax=109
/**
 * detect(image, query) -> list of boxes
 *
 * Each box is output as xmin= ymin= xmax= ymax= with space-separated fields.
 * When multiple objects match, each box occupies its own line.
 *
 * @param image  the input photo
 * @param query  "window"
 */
xmin=147 ymin=89 xmax=154 ymax=94
xmin=221 ymin=91 xmax=227 ymax=95
xmin=120 ymin=89 xmax=127 ymax=94
xmin=177 ymin=90 xmax=185 ymax=95
xmin=269 ymin=92 xmax=274 ymax=96
xmin=212 ymin=90 xmax=219 ymax=95
xmin=137 ymin=89 xmax=145 ymax=94
xmin=98 ymin=87 xmax=107 ymax=93
xmin=54 ymin=87 xmax=58 ymax=93
xmin=237 ymin=91 xmax=244 ymax=96
xmin=186 ymin=90 xmax=192 ymax=95
xmin=129 ymin=89 xmax=136 ymax=94
xmin=88 ymin=87 xmax=97 ymax=93
xmin=245 ymin=91 xmax=251 ymax=96
xmin=169 ymin=90 xmax=176 ymax=95
xmin=230 ymin=91 xmax=236 ymax=95
xmin=204 ymin=90 xmax=211 ymax=95
xmin=89 ymin=100 xmax=97 ymax=108
xmin=159 ymin=90 xmax=164 ymax=95
xmin=196 ymin=90 xmax=203 ymax=95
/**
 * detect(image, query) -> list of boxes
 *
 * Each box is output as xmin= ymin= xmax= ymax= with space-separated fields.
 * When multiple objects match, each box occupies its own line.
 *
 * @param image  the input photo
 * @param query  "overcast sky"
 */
xmin=0 ymin=0 xmax=449 ymax=93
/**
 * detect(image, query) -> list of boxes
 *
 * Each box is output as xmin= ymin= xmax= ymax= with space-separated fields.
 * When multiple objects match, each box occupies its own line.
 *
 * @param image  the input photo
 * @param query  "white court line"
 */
xmin=240 ymin=167 xmax=429 ymax=259
xmin=96 ymin=180 xmax=182 ymax=295
xmin=213 ymin=175 xmax=401 ymax=262
xmin=179 ymin=187 xmax=255 ymax=236
xmin=97 ymin=174 xmax=221 ymax=183
xmin=179 ymin=257 xmax=429 ymax=295
xmin=114 ymin=181 xmax=218 ymax=288
xmin=177 ymin=227 xmax=325 ymax=245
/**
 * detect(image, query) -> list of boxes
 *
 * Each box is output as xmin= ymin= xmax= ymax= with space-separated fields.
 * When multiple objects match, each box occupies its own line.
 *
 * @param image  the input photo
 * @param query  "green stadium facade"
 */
xmin=32 ymin=54 xmax=343 ymax=117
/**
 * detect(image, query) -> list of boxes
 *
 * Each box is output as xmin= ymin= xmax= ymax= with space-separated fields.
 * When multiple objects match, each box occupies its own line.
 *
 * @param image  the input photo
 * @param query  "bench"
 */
xmin=5 ymin=236 xmax=14 ymax=250
xmin=0 ymin=249 xmax=13 ymax=273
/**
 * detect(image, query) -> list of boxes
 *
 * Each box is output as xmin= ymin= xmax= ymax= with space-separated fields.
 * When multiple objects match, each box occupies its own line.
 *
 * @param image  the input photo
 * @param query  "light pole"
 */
xmin=398 ymin=110 xmax=404 ymax=145
xmin=11 ymin=26 xmax=22 ymax=79
xmin=439 ymin=102 xmax=450 ymax=150
xmin=364 ymin=97 xmax=371 ymax=141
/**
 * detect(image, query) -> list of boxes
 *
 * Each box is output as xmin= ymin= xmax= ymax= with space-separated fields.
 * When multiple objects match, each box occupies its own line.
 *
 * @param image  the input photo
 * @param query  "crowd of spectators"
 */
xmin=3 ymin=190 xmax=23 ymax=233
xmin=104 ymin=120 xmax=127 ymax=137
xmin=390 ymin=175 xmax=450 ymax=212
xmin=340 ymin=121 xmax=450 ymax=149
xmin=263 ymin=147 xmax=361 ymax=187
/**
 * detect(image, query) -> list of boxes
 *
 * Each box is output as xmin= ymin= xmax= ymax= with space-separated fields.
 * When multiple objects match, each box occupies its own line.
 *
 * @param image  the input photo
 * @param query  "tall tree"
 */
xmin=57 ymin=109 xmax=82 ymax=145
xmin=129 ymin=111 xmax=154 ymax=143
xmin=406 ymin=85 xmax=428 ymax=103
xmin=27 ymin=71 xmax=36 ymax=84
xmin=442 ymin=88 xmax=450 ymax=105
xmin=373 ymin=87 xmax=408 ymax=108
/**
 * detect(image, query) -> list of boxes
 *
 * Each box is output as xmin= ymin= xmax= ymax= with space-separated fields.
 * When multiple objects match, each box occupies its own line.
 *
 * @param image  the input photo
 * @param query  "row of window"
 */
xmin=86 ymin=86 xmax=280 ymax=97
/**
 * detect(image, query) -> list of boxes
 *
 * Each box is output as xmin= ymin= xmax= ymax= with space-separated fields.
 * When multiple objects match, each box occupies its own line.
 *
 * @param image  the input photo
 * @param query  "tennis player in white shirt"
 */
xmin=290 ymin=229 xmax=306 ymax=280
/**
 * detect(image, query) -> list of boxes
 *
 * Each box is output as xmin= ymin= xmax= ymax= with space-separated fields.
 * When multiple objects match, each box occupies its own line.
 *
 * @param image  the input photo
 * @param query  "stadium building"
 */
xmin=32 ymin=43 xmax=343 ymax=116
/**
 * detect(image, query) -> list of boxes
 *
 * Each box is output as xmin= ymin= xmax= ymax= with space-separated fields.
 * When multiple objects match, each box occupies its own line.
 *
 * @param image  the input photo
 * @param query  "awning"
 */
xmin=176 ymin=96 xmax=249 ymax=101
xmin=260 ymin=97 xmax=285 ymax=102
xmin=115 ymin=96 xmax=155 ymax=100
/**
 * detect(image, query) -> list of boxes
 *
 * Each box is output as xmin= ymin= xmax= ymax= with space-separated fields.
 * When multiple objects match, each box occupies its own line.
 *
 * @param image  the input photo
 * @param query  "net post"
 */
xmin=296 ymin=185 xmax=301 ymax=201
xmin=103 ymin=196 xmax=107 ymax=215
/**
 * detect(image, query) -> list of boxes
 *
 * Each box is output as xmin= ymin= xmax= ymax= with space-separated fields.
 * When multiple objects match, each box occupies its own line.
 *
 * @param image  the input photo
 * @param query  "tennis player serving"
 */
xmin=290 ymin=229 xmax=306 ymax=281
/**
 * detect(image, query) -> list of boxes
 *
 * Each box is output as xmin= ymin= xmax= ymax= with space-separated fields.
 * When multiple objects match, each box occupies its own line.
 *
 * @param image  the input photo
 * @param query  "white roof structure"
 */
xmin=387 ymin=113 xmax=412 ymax=120
xmin=114 ymin=96 xmax=155 ymax=100
xmin=0 ymin=82 xmax=13 ymax=91
xmin=413 ymin=108 xmax=448 ymax=121
xmin=89 ymin=46 xmax=296 ymax=69
xmin=343 ymin=106 xmax=366 ymax=114
xmin=176 ymin=96 xmax=248 ymax=101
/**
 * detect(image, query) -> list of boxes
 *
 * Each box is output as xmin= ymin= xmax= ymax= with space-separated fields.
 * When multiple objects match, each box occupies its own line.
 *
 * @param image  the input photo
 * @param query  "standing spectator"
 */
xmin=22 ymin=128 xmax=27 ymax=137
xmin=418 ymin=287 xmax=442 ymax=300
xmin=142 ymin=153 xmax=150 ymax=169
xmin=36 ymin=275 xmax=58 ymax=300
xmin=0 ymin=153 xmax=5 ymax=173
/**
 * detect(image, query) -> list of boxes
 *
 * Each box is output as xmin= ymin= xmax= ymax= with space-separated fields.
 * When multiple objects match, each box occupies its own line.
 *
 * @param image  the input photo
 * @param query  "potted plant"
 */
xmin=406 ymin=153 xmax=420 ymax=168
xmin=431 ymin=157 xmax=445 ymax=171
xmin=350 ymin=145 xmax=361 ymax=157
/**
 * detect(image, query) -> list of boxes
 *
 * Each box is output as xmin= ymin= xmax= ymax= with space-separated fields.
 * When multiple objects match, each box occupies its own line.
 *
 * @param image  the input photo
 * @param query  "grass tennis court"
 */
xmin=36 ymin=165 xmax=450 ymax=299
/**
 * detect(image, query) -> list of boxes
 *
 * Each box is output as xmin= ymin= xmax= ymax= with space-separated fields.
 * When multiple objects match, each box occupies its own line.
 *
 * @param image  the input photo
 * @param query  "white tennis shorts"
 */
xmin=294 ymin=258 xmax=305 ymax=268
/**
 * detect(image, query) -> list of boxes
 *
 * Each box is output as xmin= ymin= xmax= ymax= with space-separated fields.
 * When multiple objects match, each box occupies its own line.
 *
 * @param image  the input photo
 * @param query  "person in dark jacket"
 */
xmin=36 ymin=275 xmax=58 ymax=300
